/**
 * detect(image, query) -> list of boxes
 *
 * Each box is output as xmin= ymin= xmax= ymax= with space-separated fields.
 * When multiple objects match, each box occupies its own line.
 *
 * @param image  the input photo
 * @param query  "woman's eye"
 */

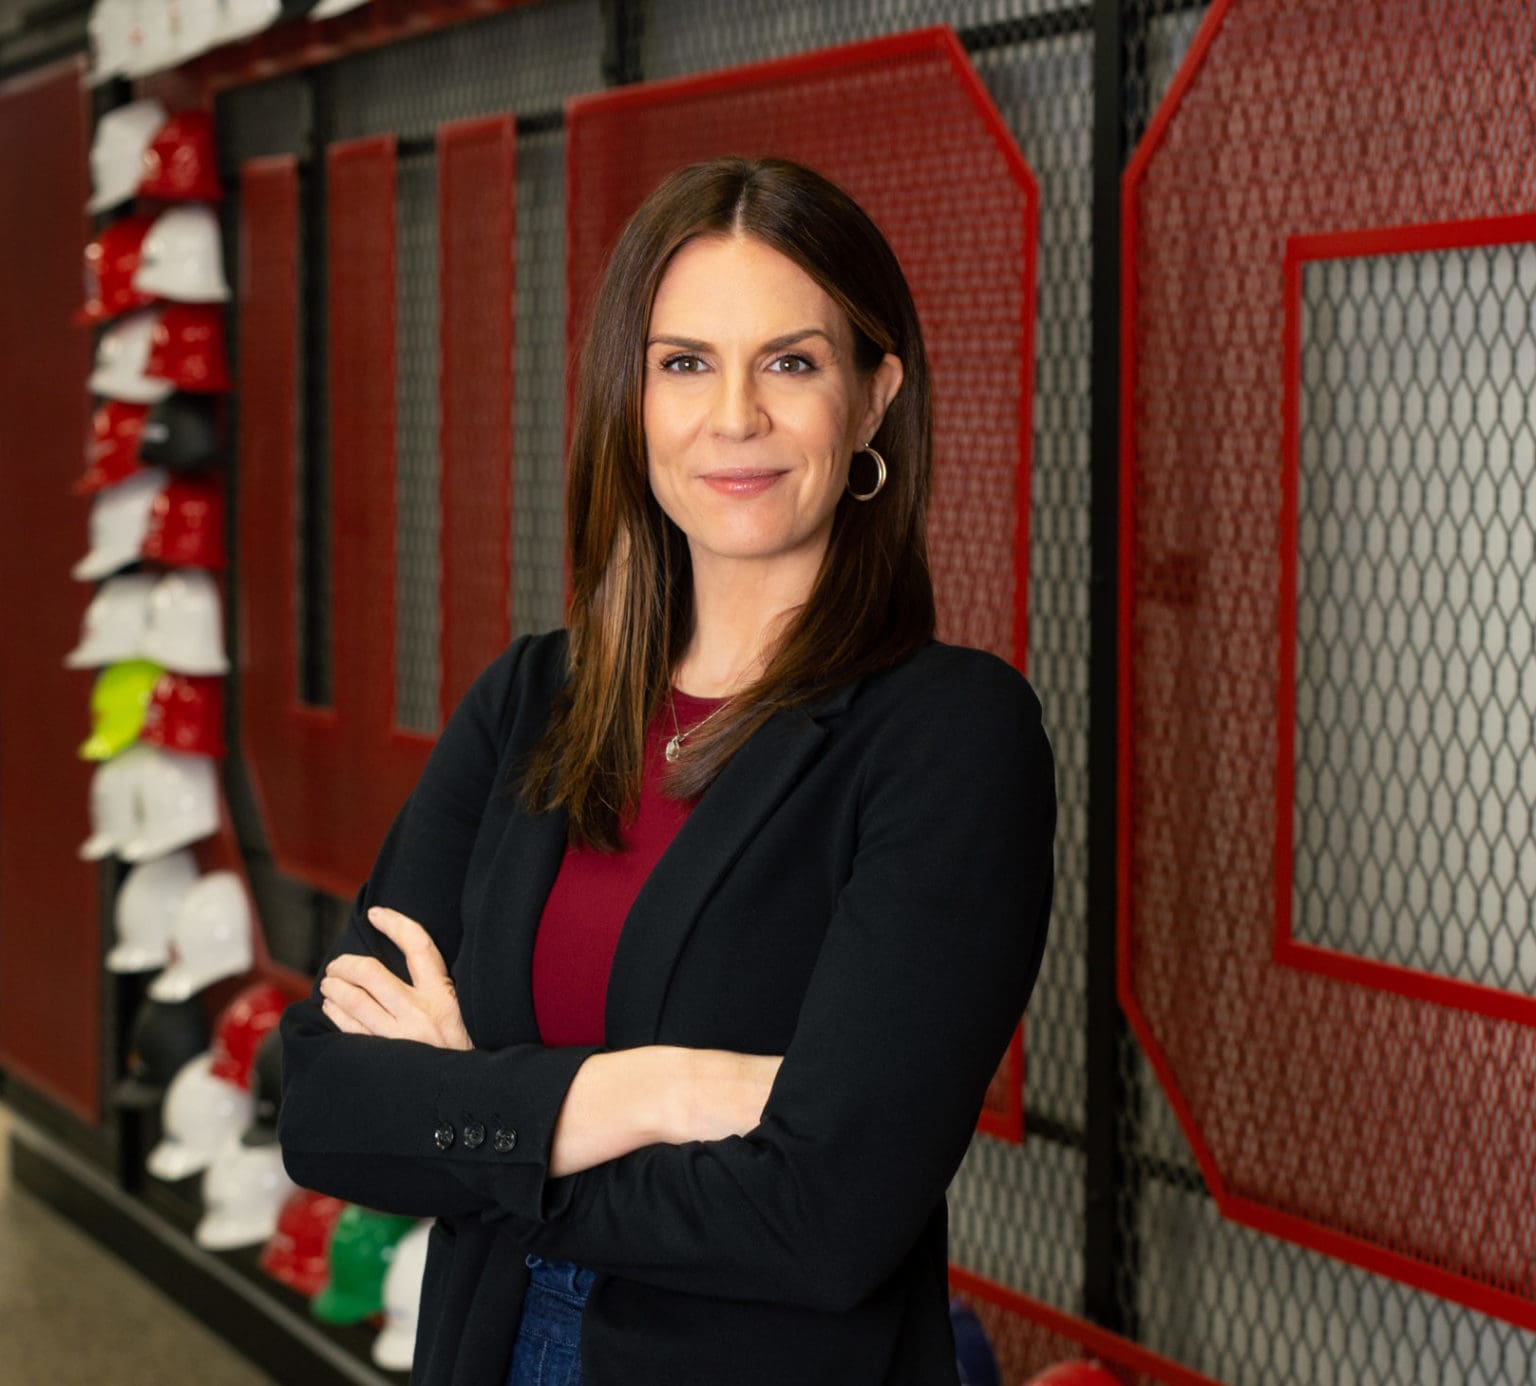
xmin=660 ymin=354 xmax=704 ymax=373
xmin=770 ymin=354 xmax=815 ymax=374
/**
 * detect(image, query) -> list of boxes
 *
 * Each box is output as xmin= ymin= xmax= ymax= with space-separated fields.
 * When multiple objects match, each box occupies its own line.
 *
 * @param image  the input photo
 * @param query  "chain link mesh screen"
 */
xmin=207 ymin=0 xmax=1536 ymax=1380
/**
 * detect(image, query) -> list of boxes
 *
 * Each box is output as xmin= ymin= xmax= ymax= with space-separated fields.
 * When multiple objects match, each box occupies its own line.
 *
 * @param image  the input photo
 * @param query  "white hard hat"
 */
xmin=133 ymin=206 xmax=231 ymax=304
xmin=310 ymin=0 xmax=371 ymax=17
xmin=86 ymin=0 xmax=134 ymax=87
xmin=195 ymin=1143 xmax=298 ymax=1250
xmin=372 ymin=1221 xmax=431 ymax=1372
xmin=140 ymin=570 xmax=230 ymax=676
xmin=80 ymin=744 xmax=157 ymax=860
xmin=87 ymin=99 xmax=167 ymax=212
xmin=88 ymin=307 xmax=175 ymax=406
xmin=214 ymin=0 xmax=281 ymax=45
xmin=118 ymin=0 xmax=175 ymax=78
xmin=65 ymin=571 xmax=158 ymax=667
xmin=120 ymin=748 xmax=220 ymax=862
xmin=106 ymin=849 xmax=200 ymax=973
xmin=71 ymin=468 xmax=170 ymax=582
xmin=147 ymin=1053 xmax=252 ymax=1181
xmin=165 ymin=0 xmax=223 ymax=69
xmin=149 ymin=870 xmax=253 ymax=1002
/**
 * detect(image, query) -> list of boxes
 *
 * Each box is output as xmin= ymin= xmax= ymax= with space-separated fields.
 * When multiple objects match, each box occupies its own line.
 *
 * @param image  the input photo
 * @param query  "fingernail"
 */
xmin=368 ymin=907 xmax=385 ymax=921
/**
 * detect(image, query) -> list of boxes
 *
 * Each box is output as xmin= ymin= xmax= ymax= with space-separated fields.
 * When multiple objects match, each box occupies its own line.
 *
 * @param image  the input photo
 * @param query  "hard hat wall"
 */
xmin=140 ymin=569 xmax=230 ymax=675
xmin=71 ymin=467 xmax=169 ymax=581
xmin=311 ymin=1206 xmax=418 ymax=1325
xmin=76 ymin=213 xmax=158 ymax=325
xmin=79 ymin=744 xmax=157 ymax=860
xmin=77 ymin=400 xmax=152 ymax=496
xmin=145 ymin=304 xmax=231 ymax=394
xmin=118 ymin=747 xmax=220 ymax=861
xmin=373 ymin=1221 xmax=432 ymax=1373
xmin=146 ymin=1052 xmax=252 ymax=1182
xmin=141 ymin=476 xmax=227 ymax=570
xmin=138 ymin=393 xmax=221 ymax=472
xmin=114 ymin=997 xmax=211 ymax=1109
xmin=242 ymin=1029 xmax=284 ymax=1147
xmin=140 ymin=671 xmax=226 ymax=758
xmin=149 ymin=870 xmax=254 ymax=1001
xmin=196 ymin=1144 xmax=298 ymax=1250
xmin=79 ymin=658 xmax=166 ymax=761
xmin=138 ymin=111 xmax=223 ymax=204
xmin=65 ymin=571 xmax=157 ymax=668
xmin=259 ymin=1191 xmax=347 ymax=1299
xmin=87 ymin=99 xmax=166 ymax=212
xmin=208 ymin=983 xmax=288 ymax=1090
xmin=89 ymin=307 xmax=175 ymax=405
xmin=133 ymin=205 xmax=231 ymax=303
xmin=105 ymin=848 xmax=199 ymax=973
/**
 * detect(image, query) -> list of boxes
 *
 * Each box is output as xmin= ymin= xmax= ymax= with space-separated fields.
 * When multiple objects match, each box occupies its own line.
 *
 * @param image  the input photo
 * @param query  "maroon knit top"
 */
xmin=531 ymin=688 xmax=726 ymax=1046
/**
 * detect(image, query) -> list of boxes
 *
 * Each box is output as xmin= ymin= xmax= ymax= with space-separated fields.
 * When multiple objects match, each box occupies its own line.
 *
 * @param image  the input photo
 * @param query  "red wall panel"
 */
xmin=0 ymin=60 xmax=101 ymax=1121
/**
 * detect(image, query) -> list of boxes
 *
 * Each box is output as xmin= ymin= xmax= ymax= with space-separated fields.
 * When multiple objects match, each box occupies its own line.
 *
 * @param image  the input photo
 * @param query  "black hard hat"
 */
xmin=113 ymin=997 xmax=210 ymax=1109
xmin=138 ymin=392 xmax=220 ymax=471
xmin=241 ymin=1028 xmax=284 ymax=1147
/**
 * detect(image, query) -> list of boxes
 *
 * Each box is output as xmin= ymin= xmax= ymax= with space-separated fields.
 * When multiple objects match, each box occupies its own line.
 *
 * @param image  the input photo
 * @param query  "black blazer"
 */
xmin=278 ymin=629 xmax=1054 ymax=1386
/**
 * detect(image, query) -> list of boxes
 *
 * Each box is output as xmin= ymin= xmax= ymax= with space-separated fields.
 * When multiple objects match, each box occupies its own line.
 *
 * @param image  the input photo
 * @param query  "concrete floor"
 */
xmin=0 ymin=1103 xmax=278 ymax=1385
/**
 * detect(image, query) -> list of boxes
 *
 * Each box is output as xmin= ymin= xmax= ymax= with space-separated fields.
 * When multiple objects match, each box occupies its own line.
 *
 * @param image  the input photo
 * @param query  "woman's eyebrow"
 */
xmin=645 ymin=328 xmax=836 ymax=354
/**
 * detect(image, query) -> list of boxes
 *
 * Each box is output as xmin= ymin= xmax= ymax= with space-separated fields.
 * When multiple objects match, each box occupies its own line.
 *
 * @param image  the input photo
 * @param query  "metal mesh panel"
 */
xmin=640 ymin=0 xmax=1076 ymax=80
xmin=1122 ymin=0 xmax=1536 ymax=1371
xmin=950 ymin=1127 xmax=1085 ymax=1310
xmin=396 ymin=148 xmax=442 ymax=733
xmin=971 ymin=27 xmax=1094 ymax=1136
xmin=512 ymin=126 xmax=569 ymax=639
xmin=328 ymin=0 xmax=605 ymax=142
xmin=1293 ymin=243 xmax=1536 ymax=991
xmin=1138 ymin=1178 xmax=1536 ymax=1386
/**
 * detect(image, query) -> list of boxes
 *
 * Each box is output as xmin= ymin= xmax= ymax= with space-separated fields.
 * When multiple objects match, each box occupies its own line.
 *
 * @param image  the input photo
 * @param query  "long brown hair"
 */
xmin=520 ymin=156 xmax=935 ymax=849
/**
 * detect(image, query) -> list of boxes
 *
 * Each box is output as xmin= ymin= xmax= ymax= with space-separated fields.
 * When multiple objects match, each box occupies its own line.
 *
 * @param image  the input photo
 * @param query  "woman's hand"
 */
xmin=667 ymin=1047 xmax=785 ymax=1144
xmin=319 ymin=906 xmax=473 ymax=1051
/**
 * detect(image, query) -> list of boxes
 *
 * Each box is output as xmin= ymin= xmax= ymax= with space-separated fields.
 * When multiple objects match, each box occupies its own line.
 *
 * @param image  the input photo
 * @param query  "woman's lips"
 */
xmin=699 ymin=470 xmax=786 ymax=497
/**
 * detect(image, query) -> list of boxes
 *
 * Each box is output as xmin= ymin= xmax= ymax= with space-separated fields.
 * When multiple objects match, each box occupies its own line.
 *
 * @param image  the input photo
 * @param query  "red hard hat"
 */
xmin=260 ymin=1191 xmax=348 ymax=1299
xmin=209 ymin=983 xmax=288 ymax=1090
xmin=76 ymin=401 xmax=151 ymax=495
xmin=138 ymin=111 xmax=222 ymax=203
xmin=145 ymin=304 xmax=230 ymax=393
xmin=76 ymin=214 xmax=159 ymax=326
xmin=141 ymin=672 xmax=226 ymax=759
xmin=1026 ymin=1364 xmax=1122 ymax=1386
xmin=141 ymin=476 xmax=226 ymax=570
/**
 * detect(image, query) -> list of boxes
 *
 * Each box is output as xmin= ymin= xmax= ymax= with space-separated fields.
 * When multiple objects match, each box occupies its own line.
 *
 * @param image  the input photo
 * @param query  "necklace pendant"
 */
xmin=664 ymin=734 xmax=682 ymax=763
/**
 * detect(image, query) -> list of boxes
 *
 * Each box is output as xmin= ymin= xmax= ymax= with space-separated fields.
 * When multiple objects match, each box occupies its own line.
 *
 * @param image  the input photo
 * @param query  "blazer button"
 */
xmin=433 ymin=1123 xmax=455 ymax=1151
xmin=492 ymin=1127 xmax=517 ymax=1155
xmin=463 ymin=1122 xmax=486 ymax=1150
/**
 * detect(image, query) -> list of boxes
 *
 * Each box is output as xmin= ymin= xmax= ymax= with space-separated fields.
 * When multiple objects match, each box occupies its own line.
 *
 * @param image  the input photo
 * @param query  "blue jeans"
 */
xmin=504 ymin=1255 xmax=597 ymax=1386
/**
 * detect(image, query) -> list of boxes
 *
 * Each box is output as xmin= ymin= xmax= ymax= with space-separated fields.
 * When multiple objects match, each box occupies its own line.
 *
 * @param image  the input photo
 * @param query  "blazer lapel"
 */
xmin=465 ymin=791 xmax=568 ymax=1050
xmin=605 ymin=681 xmax=858 ymax=1048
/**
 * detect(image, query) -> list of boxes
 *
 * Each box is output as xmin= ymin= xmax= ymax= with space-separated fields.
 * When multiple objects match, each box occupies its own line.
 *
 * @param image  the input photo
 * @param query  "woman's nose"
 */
xmin=708 ymin=368 xmax=767 ymax=440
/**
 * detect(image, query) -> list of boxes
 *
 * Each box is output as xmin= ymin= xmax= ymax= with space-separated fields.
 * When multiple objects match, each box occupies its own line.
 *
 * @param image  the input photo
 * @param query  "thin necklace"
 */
xmin=665 ymin=687 xmax=735 ymax=763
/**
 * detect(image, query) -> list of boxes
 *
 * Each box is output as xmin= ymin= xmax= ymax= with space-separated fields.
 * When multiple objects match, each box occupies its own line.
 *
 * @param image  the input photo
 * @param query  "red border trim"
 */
xmin=1273 ymin=211 xmax=1536 ymax=1029
xmin=947 ymin=1266 xmax=1225 ymax=1386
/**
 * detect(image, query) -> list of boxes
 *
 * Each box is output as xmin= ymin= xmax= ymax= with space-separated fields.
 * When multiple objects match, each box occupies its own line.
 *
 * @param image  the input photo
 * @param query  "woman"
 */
xmin=278 ymin=155 xmax=1054 ymax=1386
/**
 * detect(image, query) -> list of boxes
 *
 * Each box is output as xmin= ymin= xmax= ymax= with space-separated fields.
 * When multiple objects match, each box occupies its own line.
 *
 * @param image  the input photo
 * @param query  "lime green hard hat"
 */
xmin=79 ymin=659 xmax=164 ymax=761
xmin=311 ymin=1205 xmax=417 ymax=1325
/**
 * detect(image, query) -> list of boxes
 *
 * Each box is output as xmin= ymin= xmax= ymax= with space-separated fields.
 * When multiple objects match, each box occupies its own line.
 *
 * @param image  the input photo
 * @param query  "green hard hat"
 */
xmin=311 ymin=1205 xmax=417 ymax=1325
xmin=79 ymin=659 xmax=165 ymax=761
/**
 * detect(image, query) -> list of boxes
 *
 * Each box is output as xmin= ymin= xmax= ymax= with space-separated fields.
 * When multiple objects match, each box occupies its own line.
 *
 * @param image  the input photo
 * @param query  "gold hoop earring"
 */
xmin=847 ymin=444 xmax=887 ymax=502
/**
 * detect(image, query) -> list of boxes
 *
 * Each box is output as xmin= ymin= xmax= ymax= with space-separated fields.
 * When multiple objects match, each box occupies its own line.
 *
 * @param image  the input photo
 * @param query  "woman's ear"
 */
xmin=861 ymin=352 xmax=905 ymax=441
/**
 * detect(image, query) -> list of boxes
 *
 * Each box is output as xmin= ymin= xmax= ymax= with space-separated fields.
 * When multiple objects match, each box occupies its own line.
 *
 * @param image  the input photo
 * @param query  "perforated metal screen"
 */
xmin=205 ymin=0 xmax=1536 ymax=1381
